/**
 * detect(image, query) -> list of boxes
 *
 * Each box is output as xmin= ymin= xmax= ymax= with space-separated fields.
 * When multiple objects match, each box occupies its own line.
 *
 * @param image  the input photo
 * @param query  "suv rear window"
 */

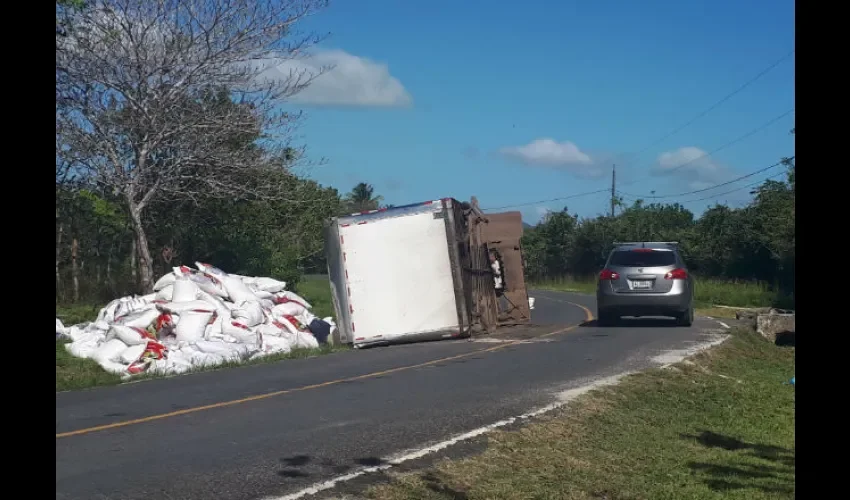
xmin=609 ymin=250 xmax=676 ymax=267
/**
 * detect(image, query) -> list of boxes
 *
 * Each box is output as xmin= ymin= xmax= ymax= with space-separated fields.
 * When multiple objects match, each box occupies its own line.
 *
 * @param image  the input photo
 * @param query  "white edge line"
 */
xmin=717 ymin=321 xmax=730 ymax=329
xmin=261 ymin=374 xmax=627 ymax=500
xmin=263 ymin=333 xmax=730 ymax=500
xmin=263 ymin=413 xmax=542 ymax=500
xmin=654 ymin=334 xmax=730 ymax=369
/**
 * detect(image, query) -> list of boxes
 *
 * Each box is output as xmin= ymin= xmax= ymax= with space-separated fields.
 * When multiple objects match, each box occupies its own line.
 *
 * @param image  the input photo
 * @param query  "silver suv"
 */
xmin=595 ymin=242 xmax=694 ymax=326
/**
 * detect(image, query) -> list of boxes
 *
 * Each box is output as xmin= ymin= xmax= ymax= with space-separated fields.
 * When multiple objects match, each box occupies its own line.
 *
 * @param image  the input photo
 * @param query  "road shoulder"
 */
xmin=350 ymin=326 xmax=793 ymax=500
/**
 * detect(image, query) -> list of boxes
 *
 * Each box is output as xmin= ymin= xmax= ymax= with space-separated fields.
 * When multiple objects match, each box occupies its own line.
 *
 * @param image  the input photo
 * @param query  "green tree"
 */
xmin=537 ymin=209 xmax=579 ymax=276
xmin=343 ymin=183 xmax=384 ymax=213
xmin=569 ymin=216 xmax=619 ymax=276
xmin=522 ymin=147 xmax=794 ymax=308
xmin=56 ymin=186 xmax=134 ymax=302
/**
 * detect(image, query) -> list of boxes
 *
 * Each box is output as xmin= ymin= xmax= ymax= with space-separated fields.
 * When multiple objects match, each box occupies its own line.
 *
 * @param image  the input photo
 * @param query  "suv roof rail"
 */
xmin=613 ymin=241 xmax=679 ymax=248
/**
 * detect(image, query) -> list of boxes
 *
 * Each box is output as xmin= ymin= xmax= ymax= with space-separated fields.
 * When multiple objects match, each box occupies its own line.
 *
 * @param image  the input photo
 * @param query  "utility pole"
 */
xmin=610 ymin=164 xmax=616 ymax=217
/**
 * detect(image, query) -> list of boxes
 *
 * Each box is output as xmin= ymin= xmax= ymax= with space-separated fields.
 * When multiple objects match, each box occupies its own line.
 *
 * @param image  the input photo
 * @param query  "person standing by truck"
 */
xmin=489 ymin=248 xmax=505 ymax=297
xmin=463 ymin=248 xmax=506 ymax=296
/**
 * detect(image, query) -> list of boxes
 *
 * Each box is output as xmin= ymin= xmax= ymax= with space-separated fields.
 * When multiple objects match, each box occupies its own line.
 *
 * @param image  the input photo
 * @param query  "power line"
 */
xmin=675 ymin=172 xmax=789 ymax=205
xmin=484 ymin=187 xmax=611 ymax=212
xmin=618 ymin=171 xmax=785 ymax=204
xmin=485 ymin=108 xmax=793 ymax=210
xmin=489 ymin=154 xmax=792 ymax=213
xmin=618 ymin=156 xmax=793 ymax=200
xmin=484 ymin=138 xmax=793 ymax=212
xmin=616 ymin=108 xmax=794 ymax=190
xmin=483 ymin=49 xmax=795 ymax=213
xmin=612 ymin=49 xmax=795 ymax=167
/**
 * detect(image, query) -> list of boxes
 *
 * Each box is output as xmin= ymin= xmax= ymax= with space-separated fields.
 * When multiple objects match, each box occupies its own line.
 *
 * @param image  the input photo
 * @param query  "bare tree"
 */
xmin=56 ymin=0 xmax=329 ymax=292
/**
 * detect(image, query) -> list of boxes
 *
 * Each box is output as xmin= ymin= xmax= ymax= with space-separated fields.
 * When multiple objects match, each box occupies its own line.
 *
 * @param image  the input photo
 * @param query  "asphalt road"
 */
xmin=56 ymin=290 xmax=725 ymax=500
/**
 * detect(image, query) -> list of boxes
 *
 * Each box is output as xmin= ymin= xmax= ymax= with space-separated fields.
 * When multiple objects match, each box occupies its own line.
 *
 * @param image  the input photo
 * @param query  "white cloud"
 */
xmin=653 ymin=146 xmax=732 ymax=189
xmin=501 ymin=139 xmax=591 ymax=165
xmin=499 ymin=139 xmax=603 ymax=178
xmin=263 ymin=49 xmax=412 ymax=107
xmin=62 ymin=7 xmax=410 ymax=109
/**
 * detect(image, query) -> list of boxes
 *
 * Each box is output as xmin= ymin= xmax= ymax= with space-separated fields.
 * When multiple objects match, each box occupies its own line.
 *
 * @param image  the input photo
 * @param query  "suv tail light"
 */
xmin=599 ymin=269 xmax=619 ymax=280
xmin=664 ymin=268 xmax=688 ymax=280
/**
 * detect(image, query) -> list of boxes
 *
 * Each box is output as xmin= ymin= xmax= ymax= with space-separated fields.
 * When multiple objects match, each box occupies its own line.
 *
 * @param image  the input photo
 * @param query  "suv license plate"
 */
xmin=632 ymin=280 xmax=652 ymax=290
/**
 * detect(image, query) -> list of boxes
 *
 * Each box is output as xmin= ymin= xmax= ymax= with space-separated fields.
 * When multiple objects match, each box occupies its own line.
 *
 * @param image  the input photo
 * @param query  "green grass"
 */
xmin=693 ymin=280 xmax=785 ymax=309
xmin=56 ymin=274 xmax=343 ymax=392
xmin=293 ymin=275 xmax=335 ymax=318
xmin=55 ymin=339 xmax=124 ymax=392
xmin=368 ymin=328 xmax=795 ymax=500
xmin=532 ymin=276 xmax=598 ymax=295
xmin=55 ymin=339 xmax=348 ymax=392
xmin=55 ymin=303 xmax=103 ymax=326
xmin=532 ymin=276 xmax=789 ymax=309
xmin=693 ymin=306 xmax=740 ymax=319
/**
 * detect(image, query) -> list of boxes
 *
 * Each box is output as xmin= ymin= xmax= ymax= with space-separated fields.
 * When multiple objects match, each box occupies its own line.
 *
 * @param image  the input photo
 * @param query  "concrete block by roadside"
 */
xmin=735 ymin=307 xmax=771 ymax=321
xmin=756 ymin=311 xmax=795 ymax=343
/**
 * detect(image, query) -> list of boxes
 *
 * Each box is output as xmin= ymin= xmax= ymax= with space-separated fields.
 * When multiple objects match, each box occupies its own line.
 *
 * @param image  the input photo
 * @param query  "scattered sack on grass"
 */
xmin=58 ymin=265 xmax=335 ymax=379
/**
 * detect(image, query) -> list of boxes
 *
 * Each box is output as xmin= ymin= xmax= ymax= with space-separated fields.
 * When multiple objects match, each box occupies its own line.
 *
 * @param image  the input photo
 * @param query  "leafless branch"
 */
xmin=56 ymin=0 xmax=331 ymax=289
xmin=57 ymin=0 xmax=329 ymax=202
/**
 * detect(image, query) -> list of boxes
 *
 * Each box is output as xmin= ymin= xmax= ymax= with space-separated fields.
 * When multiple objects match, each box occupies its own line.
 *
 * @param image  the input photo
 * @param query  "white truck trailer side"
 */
xmin=325 ymin=198 xmax=473 ymax=348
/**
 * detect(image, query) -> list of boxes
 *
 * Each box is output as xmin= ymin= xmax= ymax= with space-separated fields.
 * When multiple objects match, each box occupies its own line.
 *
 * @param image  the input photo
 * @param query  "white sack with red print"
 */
xmin=59 ymin=264 xmax=332 ymax=378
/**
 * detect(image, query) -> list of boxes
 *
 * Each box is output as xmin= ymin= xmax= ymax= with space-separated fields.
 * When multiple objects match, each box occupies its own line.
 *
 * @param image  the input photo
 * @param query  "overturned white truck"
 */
xmin=324 ymin=197 xmax=532 ymax=348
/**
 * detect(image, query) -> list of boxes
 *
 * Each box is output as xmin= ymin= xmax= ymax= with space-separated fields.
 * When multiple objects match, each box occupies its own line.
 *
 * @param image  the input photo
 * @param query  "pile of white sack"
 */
xmin=56 ymin=262 xmax=336 ymax=379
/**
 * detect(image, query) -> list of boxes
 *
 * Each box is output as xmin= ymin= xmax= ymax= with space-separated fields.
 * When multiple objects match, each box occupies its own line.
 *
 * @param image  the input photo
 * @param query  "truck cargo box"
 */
xmin=325 ymin=199 xmax=472 ymax=348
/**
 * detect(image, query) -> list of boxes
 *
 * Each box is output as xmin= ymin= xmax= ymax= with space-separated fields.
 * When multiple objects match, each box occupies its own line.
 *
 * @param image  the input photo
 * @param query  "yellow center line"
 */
xmin=537 ymin=300 xmax=594 ymax=329
xmin=56 ymin=301 xmax=594 ymax=439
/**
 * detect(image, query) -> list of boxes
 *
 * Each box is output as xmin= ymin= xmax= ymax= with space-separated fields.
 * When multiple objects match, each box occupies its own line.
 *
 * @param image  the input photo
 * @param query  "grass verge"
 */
xmin=531 ymin=276 xmax=790 ymax=310
xmin=293 ymin=275 xmax=335 ymax=319
xmin=695 ymin=306 xmax=741 ymax=320
xmin=56 ymin=275 xmax=344 ymax=392
xmin=368 ymin=328 xmax=795 ymax=500
xmin=55 ymin=341 xmax=348 ymax=392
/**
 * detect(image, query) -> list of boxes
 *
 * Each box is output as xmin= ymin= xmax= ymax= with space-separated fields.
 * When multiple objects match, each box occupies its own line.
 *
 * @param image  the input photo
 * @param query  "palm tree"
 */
xmin=343 ymin=182 xmax=384 ymax=213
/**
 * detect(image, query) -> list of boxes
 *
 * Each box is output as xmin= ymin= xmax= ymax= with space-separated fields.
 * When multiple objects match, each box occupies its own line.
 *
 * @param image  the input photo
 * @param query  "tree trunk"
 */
xmin=94 ymin=242 xmax=101 ymax=286
xmin=130 ymin=238 xmax=137 ymax=285
xmin=71 ymin=237 xmax=80 ymax=302
xmin=106 ymin=240 xmax=114 ymax=282
xmin=56 ymin=221 xmax=64 ymax=301
xmin=129 ymin=208 xmax=155 ymax=293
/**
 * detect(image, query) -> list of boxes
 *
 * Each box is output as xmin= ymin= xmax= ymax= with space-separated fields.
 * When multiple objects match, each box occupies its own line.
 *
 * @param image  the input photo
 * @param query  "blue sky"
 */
xmin=280 ymin=0 xmax=795 ymax=224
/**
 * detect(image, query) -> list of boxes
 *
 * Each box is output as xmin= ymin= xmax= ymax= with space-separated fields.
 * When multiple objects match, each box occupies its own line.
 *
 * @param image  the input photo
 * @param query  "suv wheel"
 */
xmin=676 ymin=307 xmax=694 ymax=327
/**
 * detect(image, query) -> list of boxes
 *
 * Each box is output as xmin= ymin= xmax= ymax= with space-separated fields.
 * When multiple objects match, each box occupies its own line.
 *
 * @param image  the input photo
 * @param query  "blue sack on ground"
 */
xmin=309 ymin=318 xmax=332 ymax=344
